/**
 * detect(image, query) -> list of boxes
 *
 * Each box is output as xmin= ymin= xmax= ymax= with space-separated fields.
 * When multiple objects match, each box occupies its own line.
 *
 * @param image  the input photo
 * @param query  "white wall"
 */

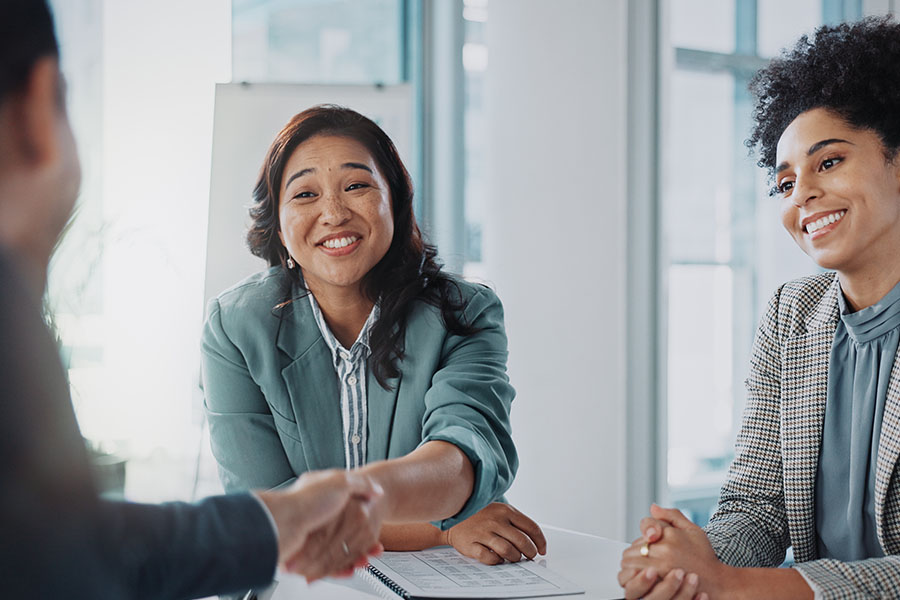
xmin=483 ymin=0 xmax=629 ymax=540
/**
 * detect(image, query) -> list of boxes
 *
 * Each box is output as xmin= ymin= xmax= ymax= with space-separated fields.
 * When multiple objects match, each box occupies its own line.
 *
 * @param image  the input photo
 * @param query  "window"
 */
xmin=463 ymin=0 xmax=488 ymax=269
xmin=232 ymin=0 xmax=404 ymax=84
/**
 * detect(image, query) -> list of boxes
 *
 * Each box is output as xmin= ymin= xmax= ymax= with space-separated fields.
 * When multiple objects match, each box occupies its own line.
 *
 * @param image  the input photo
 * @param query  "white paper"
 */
xmin=365 ymin=547 xmax=585 ymax=599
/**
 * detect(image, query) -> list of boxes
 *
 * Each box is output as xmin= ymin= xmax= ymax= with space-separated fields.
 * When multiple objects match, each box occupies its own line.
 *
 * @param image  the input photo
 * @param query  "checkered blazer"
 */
xmin=704 ymin=272 xmax=900 ymax=599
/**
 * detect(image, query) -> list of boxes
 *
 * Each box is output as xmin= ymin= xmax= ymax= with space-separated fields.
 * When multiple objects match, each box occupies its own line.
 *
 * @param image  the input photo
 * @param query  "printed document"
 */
xmin=363 ymin=546 xmax=584 ymax=599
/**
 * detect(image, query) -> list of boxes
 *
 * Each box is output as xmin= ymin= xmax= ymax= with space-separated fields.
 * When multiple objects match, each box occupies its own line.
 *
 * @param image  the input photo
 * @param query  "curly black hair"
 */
xmin=747 ymin=16 xmax=900 ymax=180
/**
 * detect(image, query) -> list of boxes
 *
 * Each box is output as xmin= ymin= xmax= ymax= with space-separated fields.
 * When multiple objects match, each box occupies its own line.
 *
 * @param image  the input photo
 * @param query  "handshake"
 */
xmin=255 ymin=470 xmax=386 ymax=581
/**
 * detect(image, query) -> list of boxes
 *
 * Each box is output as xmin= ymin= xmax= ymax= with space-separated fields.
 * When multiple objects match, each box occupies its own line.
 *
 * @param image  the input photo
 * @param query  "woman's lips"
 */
xmin=318 ymin=235 xmax=362 ymax=256
xmin=805 ymin=210 xmax=846 ymax=241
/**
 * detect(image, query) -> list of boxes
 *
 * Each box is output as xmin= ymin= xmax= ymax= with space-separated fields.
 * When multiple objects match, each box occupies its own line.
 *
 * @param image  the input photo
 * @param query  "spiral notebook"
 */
xmin=357 ymin=546 xmax=585 ymax=599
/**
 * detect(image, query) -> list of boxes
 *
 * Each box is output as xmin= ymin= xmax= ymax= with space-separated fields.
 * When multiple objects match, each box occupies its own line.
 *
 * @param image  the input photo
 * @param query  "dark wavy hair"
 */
xmin=247 ymin=104 xmax=476 ymax=389
xmin=747 ymin=16 xmax=900 ymax=184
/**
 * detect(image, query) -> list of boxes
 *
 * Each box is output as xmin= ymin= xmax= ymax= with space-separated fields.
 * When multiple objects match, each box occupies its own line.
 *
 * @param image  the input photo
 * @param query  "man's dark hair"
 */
xmin=0 ymin=0 xmax=59 ymax=103
xmin=747 ymin=16 xmax=900 ymax=180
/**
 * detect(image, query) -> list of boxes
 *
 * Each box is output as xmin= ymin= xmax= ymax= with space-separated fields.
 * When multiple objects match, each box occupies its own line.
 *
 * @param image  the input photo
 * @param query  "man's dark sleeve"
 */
xmin=0 ymin=249 xmax=277 ymax=599
xmin=97 ymin=495 xmax=277 ymax=600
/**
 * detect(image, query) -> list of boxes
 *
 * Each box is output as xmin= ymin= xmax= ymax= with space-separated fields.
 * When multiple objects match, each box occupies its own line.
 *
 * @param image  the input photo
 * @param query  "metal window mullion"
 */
xmin=626 ymin=0 xmax=662 ymax=542
xmin=824 ymin=0 xmax=864 ymax=22
xmin=421 ymin=0 xmax=465 ymax=272
xmin=674 ymin=48 xmax=767 ymax=77
xmin=402 ymin=0 xmax=426 ymax=221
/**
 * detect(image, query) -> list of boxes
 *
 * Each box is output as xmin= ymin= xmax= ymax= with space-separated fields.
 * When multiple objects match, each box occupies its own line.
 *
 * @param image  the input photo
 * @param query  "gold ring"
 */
xmin=342 ymin=541 xmax=350 ymax=556
xmin=640 ymin=542 xmax=650 ymax=557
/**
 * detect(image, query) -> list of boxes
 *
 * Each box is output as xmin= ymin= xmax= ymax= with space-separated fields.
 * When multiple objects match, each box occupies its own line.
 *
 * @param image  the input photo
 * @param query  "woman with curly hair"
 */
xmin=201 ymin=105 xmax=544 ymax=577
xmin=619 ymin=17 xmax=900 ymax=600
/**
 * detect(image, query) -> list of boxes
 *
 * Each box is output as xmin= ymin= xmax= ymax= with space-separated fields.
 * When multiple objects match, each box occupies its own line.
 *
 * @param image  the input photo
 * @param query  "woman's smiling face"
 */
xmin=775 ymin=108 xmax=900 ymax=276
xmin=277 ymin=134 xmax=394 ymax=298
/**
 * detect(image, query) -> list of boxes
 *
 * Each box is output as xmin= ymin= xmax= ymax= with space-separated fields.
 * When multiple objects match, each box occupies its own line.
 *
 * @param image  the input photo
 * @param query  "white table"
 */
xmin=263 ymin=526 xmax=628 ymax=599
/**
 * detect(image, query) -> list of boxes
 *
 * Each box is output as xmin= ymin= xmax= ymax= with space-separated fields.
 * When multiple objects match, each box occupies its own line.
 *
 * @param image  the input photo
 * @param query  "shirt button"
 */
xmin=347 ymin=374 xmax=358 ymax=385
xmin=340 ymin=351 xmax=351 ymax=361
xmin=351 ymin=434 xmax=361 ymax=445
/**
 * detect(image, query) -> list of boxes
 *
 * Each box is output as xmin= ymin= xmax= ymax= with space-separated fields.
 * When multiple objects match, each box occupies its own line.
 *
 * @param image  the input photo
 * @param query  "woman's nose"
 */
xmin=320 ymin=191 xmax=351 ymax=225
xmin=793 ymin=175 xmax=822 ymax=207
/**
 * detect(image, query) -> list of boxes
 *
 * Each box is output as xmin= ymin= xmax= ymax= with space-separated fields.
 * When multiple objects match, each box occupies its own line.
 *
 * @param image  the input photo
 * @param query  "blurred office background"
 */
xmin=46 ymin=0 xmax=897 ymax=542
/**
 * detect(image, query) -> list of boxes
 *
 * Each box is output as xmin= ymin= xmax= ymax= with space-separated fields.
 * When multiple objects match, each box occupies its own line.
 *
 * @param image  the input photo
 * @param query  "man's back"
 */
xmin=0 ymin=249 xmax=277 ymax=598
xmin=0 ymin=249 xmax=126 ymax=597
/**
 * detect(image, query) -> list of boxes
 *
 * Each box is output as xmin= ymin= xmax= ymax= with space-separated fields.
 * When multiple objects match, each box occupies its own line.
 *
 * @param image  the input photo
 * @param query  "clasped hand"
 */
xmin=257 ymin=469 xmax=386 ymax=581
xmin=618 ymin=504 xmax=727 ymax=600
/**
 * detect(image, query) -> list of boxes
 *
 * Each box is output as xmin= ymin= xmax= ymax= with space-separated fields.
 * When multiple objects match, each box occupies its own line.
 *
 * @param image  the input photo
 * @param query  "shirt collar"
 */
xmin=306 ymin=291 xmax=379 ymax=365
xmin=838 ymin=278 xmax=900 ymax=344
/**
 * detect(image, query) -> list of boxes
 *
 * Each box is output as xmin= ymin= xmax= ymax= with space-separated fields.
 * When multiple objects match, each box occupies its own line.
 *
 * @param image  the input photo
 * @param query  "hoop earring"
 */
xmin=286 ymin=256 xmax=295 ymax=269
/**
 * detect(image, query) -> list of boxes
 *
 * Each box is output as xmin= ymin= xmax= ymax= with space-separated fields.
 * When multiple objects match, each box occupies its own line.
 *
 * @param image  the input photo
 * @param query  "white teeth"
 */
xmin=322 ymin=236 xmax=359 ymax=249
xmin=806 ymin=210 xmax=846 ymax=234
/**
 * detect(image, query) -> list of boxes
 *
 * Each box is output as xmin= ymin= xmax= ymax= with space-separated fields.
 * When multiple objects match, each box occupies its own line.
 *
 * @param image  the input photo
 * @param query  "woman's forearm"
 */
xmin=380 ymin=523 xmax=448 ymax=551
xmin=358 ymin=440 xmax=474 ymax=523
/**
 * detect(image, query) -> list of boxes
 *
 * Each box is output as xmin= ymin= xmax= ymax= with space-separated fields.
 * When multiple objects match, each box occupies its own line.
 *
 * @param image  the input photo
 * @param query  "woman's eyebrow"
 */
xmin=342 ymin=162 xmax=373 ymax=173
xmin=284 ymin=167 xmax=315 ymax=190
xmin=807 ymin=137 xmax=852 ymax=155
xmin=776 ymin=138 xmax=854 ymax=174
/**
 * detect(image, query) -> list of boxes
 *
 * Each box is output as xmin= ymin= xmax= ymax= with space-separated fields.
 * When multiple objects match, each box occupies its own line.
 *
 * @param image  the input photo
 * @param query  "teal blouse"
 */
xmin=815 ymin=280 xmax=900 ymax=560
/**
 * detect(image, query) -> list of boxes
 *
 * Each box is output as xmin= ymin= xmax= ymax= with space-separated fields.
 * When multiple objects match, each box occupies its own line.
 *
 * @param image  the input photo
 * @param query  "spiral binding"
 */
xmin=358 ymin=564 xmax=412 ymax=599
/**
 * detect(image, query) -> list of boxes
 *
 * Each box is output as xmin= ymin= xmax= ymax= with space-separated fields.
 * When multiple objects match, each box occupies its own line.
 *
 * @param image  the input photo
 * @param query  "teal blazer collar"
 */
xmin=274 ymin=289 xmax=401 ymax=469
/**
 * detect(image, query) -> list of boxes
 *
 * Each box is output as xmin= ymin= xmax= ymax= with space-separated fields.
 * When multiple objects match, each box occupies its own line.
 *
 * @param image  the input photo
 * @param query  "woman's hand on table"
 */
xmin=445 ymin=503 xmax=547 ymax=565
xmin=618 ymin=504 xmax=727 ymax=599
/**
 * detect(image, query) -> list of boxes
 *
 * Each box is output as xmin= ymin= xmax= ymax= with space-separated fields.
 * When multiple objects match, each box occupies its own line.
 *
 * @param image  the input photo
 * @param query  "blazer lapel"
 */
xmin=781 ymin=277 xmax=840 ymax=562
xmin=874 ymin=344 xmax=900 ymax=553
xmin=276 ymin=295 xmax=346 ymax=470
xmin=366 ymin=369 xmax=401 ymax=461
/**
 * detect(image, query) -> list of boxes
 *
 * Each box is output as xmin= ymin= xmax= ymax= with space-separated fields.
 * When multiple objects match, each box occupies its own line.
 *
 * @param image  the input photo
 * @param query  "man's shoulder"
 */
xmin=0 ymin=248 xmax=36 ymax=306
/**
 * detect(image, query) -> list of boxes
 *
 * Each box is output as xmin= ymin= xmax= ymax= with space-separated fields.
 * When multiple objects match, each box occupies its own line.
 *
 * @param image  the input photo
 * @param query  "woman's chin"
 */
xmin=307 ymin=273 xmax=366 ymax=293
xmin=808 ymin=250 xmax=857 ymax=275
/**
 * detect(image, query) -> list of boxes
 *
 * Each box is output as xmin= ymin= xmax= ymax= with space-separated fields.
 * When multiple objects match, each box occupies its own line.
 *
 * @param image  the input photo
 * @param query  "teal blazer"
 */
xmin=201 ymin=267 xmax=517 ymax=529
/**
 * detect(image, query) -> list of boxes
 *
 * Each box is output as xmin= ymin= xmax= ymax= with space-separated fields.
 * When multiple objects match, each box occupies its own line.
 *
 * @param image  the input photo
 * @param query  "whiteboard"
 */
xmin=204 ymin=82 xmax=413 ymax=307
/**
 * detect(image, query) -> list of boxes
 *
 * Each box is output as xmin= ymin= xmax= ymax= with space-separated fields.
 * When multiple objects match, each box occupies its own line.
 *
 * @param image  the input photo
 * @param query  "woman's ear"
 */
xmin=10 ymin=56 xmax=63 ymax=168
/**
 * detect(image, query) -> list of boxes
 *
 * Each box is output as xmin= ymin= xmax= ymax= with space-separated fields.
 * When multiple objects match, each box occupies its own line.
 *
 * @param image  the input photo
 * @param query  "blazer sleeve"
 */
xmin=704 ymin=286 xmax=792 ymax=567
xmin=201 ymin=298 xmax=297 ymax=492
xmin=419 ymin=286 xmax=518 ymax=530
xmin=96 ymin=495 xmax=277 ymax=600
xmin=790 ymin=556 xmax=900 ymax=599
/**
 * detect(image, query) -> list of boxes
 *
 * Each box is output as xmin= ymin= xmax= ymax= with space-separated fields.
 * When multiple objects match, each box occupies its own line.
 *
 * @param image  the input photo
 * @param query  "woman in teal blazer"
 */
xmin=202 ymin=105 xmax=545 ymax=568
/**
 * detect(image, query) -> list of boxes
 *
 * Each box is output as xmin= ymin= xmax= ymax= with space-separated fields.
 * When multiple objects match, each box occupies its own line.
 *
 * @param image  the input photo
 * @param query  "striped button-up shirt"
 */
xmin=307 ymin=292 xmax=379 ymax=469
